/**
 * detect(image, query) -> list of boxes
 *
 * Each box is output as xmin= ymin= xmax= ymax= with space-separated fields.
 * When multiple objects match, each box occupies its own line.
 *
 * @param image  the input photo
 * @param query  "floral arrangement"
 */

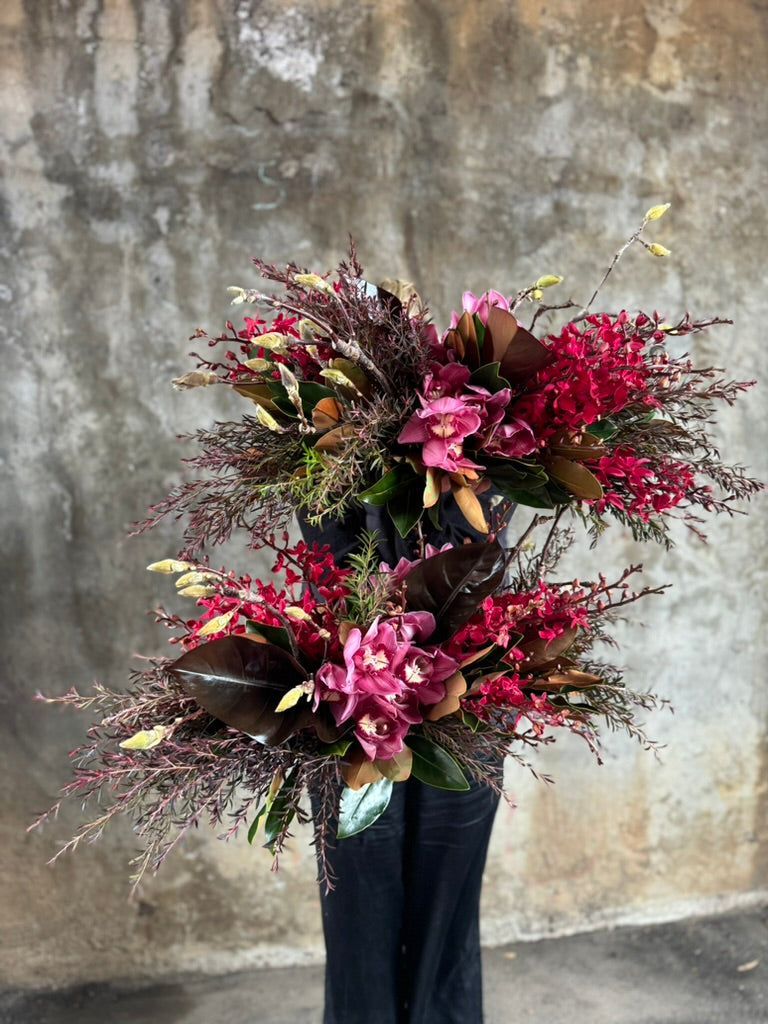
xmin=34 ymin=207 xmax=761 ymax=884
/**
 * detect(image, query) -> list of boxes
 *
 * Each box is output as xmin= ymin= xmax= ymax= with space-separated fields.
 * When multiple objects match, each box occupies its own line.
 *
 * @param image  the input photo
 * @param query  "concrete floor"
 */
xmin=2 ymin=907 xmax=766 ymax=1024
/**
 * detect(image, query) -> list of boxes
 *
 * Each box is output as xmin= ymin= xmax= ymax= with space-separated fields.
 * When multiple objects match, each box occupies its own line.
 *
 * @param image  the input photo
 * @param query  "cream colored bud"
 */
xmin=244 ymin=357 xmax=271 ymax=372
xmin=175 ymin=570 xmax=218 ymax=587
xmin=227 ymin=286 xmax=247 ymax=305
xmin=298 ymin=318 xmax=329 ymax=340
xmin=644 ymin=203 xmax=671 ymax=222
xmin=535 ymin=274 xmax=563 ymax=289
xmin=177 ymin=585 xmax=218 ymax=598
xmin=648 ymin=243 xmax=671 ymax=257
xmin=119 ymin=725 xmax=170 ymax=751
xmin=294 ymin=273 xmax=334 ymax=294
xmin=196 ymin=611 xmax=236 ymax=636
xmin=171 ymin=371 xmax=220 ymax=391
xmin=146 ymin=559 xmax=195 ymax=574
xmin=532 ymin=288 xmax=543 ymax=300
xmin=254 ymin=404 xmax=287 ymax=433
xmin=252 ymin=332 xmax=290 ymax=354
xmin=284 ymin=605 xmax=312 ymax=621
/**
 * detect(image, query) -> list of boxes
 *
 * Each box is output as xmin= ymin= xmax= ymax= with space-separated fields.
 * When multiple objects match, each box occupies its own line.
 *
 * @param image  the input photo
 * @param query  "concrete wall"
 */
xmin=1 ymin=0 xmax=766 ymax=990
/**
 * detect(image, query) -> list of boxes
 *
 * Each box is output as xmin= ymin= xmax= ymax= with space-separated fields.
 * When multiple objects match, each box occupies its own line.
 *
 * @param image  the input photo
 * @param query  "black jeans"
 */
xmin=313 ymin=775 xmax=501 ymax=1024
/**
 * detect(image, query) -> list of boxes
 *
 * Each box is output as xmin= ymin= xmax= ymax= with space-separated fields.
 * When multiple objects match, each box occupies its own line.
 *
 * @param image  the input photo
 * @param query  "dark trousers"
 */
xmin=313 ymin=775 xmax=501 ymax=1024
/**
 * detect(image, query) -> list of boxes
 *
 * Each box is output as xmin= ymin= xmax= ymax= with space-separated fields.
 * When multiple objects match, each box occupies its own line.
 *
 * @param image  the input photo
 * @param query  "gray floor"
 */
xmin=2 ymin=907 xmax=766 ymax=1024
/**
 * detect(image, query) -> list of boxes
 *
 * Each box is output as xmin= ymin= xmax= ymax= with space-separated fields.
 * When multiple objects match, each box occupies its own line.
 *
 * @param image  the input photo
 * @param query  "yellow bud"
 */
xmin=227 ymin=286 xmax=247 ymax=305
xmin=535 ymin=274 xmax=563 ymax=289
xmin=252 ymin=332 xmax=289 ymax=354
xmin=648 ymin=243 xmax=671 ymax=257
xmin=244 ymin=357 xmax=270 ymax=372
xmin=657 ymin=323 xmax=674 ymax=331
xmin=147 ymin=559 xmax=195 ymax=574
xmin=294 ymin=273 xmax=334 ymax=294
xmin=298 ymin=318 xmax=329 ymax=340
xmin=119 ymin=725 xmax=170 ymax=751
xmin=175 ymin=570 xmax=217 ymax=587
xmin=254 ymin=404 xmax=287 ymax=433
xmin=171 ymin=371 xmax=220 ymax=391
xmin=644 ymin=203 xmax=671 ymax=222
xmin=532 ymin=289 xmax=543 ymax=300
xmin=177 ymin=585 xmax=217 ymax=598
xmin=275 ymin=684 xmax=307 ymax=713
xmin=284 ymin=605 xmax=312 ymax=621
xmin=320 ymin=368 xmax=363 ymax=394
xmin=196 ymin=611 xmax=236 ymax=636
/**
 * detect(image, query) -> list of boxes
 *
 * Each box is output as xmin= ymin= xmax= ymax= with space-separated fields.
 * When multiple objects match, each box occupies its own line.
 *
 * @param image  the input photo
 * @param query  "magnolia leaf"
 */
xmin=328 ymin=358 xmax=372 ymax=399
xmin=484 ymin=306 xmax=555 ymax=385
xmin=359 ymin=464 xmax=419 ymax=506
xmin=337 ymin=777 xmax=393 ymax=838
xmin=450 ymin=481 xmax=489 ymax=533
xmin=468 ymin=361 xmax=510 ymax=394
xmin=460 ymin=709 xmax=484 ymax=732
xmin=341 ymin=746 xmax=385 ymax=790
xmin=245 ymin=620 xmax=294 ymax=652
xmin=542 ymin=456 xmax=604 ymax=500
xmin=313 ymin=424 xmax=356 ymax=451
xmin=517 ymin=627 xmax=579 ymax=670
xmin=168 ymin=635 xmax=321 ymax=746
xmin=543 ymin=669 xmax=603 ymax=689
xmin=231 ymin=382 xmax=282 ymax=409
xmin=405 ymin=735 xmax=469 ymax=791
xmin=402 ymin=539 xmax=505 ymax=641
xmin=262 ymin=767 xmax=300 ymax=851
xmin=312 ymin=397 xmax=344 ymax=431
xmin=247 ymin=770 xmax=284 ymax=843
xmin=424 ymin=671 xmax=468 ymax=721
xmin=119 ymin=725 xmax=170 ymax=750
xmin=586 ymin=418 xmax=618 ymax=441
xmin=387 ymin=482 xmax=425 ymax=538
xmin=374 ymin=747 xmax=413 ymax=782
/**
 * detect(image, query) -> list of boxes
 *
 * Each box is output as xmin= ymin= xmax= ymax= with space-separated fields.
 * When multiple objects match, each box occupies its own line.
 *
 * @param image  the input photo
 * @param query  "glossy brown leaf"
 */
xmin=402 ymin=540 xmax=506 ymax=642
xmin=311 ymin=397 xmax=344 ymax=431
xmin=484 ymin=306 xmax=555 ymax=385
xmin=515 ymin=626 xmax=579 ymax=670
xmin=169 ymin=635 xmax=340 ymax=746
xmin=341 ymin=745 xmax=385 ymax=790
xmin=541 ymin=456 xmax=604 ymax=500
xmin=425 ymin=671 xmax=468 ymax=721
xmin=231 ymin=382 xmax=282 ymax=411
xmin=313 ymin=423 xmax=356 ymax=451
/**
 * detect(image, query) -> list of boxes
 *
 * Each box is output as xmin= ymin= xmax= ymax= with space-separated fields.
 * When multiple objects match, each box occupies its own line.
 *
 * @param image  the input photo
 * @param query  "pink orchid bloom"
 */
xmin=483 ymin=417 xmax=537 ymax=458
xmin=449 ymin=289 xmax=510 ymax=328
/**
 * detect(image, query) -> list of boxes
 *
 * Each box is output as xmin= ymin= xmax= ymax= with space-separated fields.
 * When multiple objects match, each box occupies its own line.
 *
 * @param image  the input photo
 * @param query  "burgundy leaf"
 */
xmin=169 ymin=635 xmax=341 ymax=746
xmin=402 ymin=540 xmax=506 ymax=641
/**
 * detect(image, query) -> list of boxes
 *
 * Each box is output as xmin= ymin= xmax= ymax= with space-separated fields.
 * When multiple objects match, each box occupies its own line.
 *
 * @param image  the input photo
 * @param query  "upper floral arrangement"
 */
xmin=154 ymin=205 xmax=760 ymax=552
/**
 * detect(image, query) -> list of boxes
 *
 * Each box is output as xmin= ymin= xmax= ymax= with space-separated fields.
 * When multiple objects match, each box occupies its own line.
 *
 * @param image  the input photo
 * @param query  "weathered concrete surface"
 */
xmin=2 ymin=908 xmax=767 ymax=1023
xmin=1 ymin=0 xmax=766 ymax=991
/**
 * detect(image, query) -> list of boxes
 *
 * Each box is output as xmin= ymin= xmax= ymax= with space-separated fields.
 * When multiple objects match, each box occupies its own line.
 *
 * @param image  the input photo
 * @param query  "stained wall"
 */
xmin=1 ymin=0 xmax=766 ymax=989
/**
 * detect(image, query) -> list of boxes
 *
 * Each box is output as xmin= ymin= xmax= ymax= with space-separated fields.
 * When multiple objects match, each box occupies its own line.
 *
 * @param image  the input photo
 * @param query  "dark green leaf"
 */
xmin=296 ymin=381 xmax=338 ymax=413
xmin=405 ymin=735 xmax=469 ymax=790
xmin=319 ymin=736 xmax=354 ymax=757
xmin=263 ymin=769 xmax=300 ymax=850
xmin=472 ymin=313 xmax=486 ymax=352
xmin=585 ymin=418 xmax=618 ymax=440
xmin=468 ymin=362 xmax=510 ymax=394
xmin=247 ymin=807 xmax=265 ymax=844
xmin=493 ymin=483 xmax=555 ymax=508
xmin=169 ymin=635 xmax=318 ymax=746
xmin=460 ymin=710 xmax=484 ymax=733
xmin=387 ymin=481 xmax=424 ymax=538
xmin=359 ymin=464 xmax=419 ymax=506
xmin=402 ymin=539 xmax=506 ymax=641
xmin=245 ymin=620 xmax=294 ymax=653
xmin=337 ymin=777 xmax=394 ymax=838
